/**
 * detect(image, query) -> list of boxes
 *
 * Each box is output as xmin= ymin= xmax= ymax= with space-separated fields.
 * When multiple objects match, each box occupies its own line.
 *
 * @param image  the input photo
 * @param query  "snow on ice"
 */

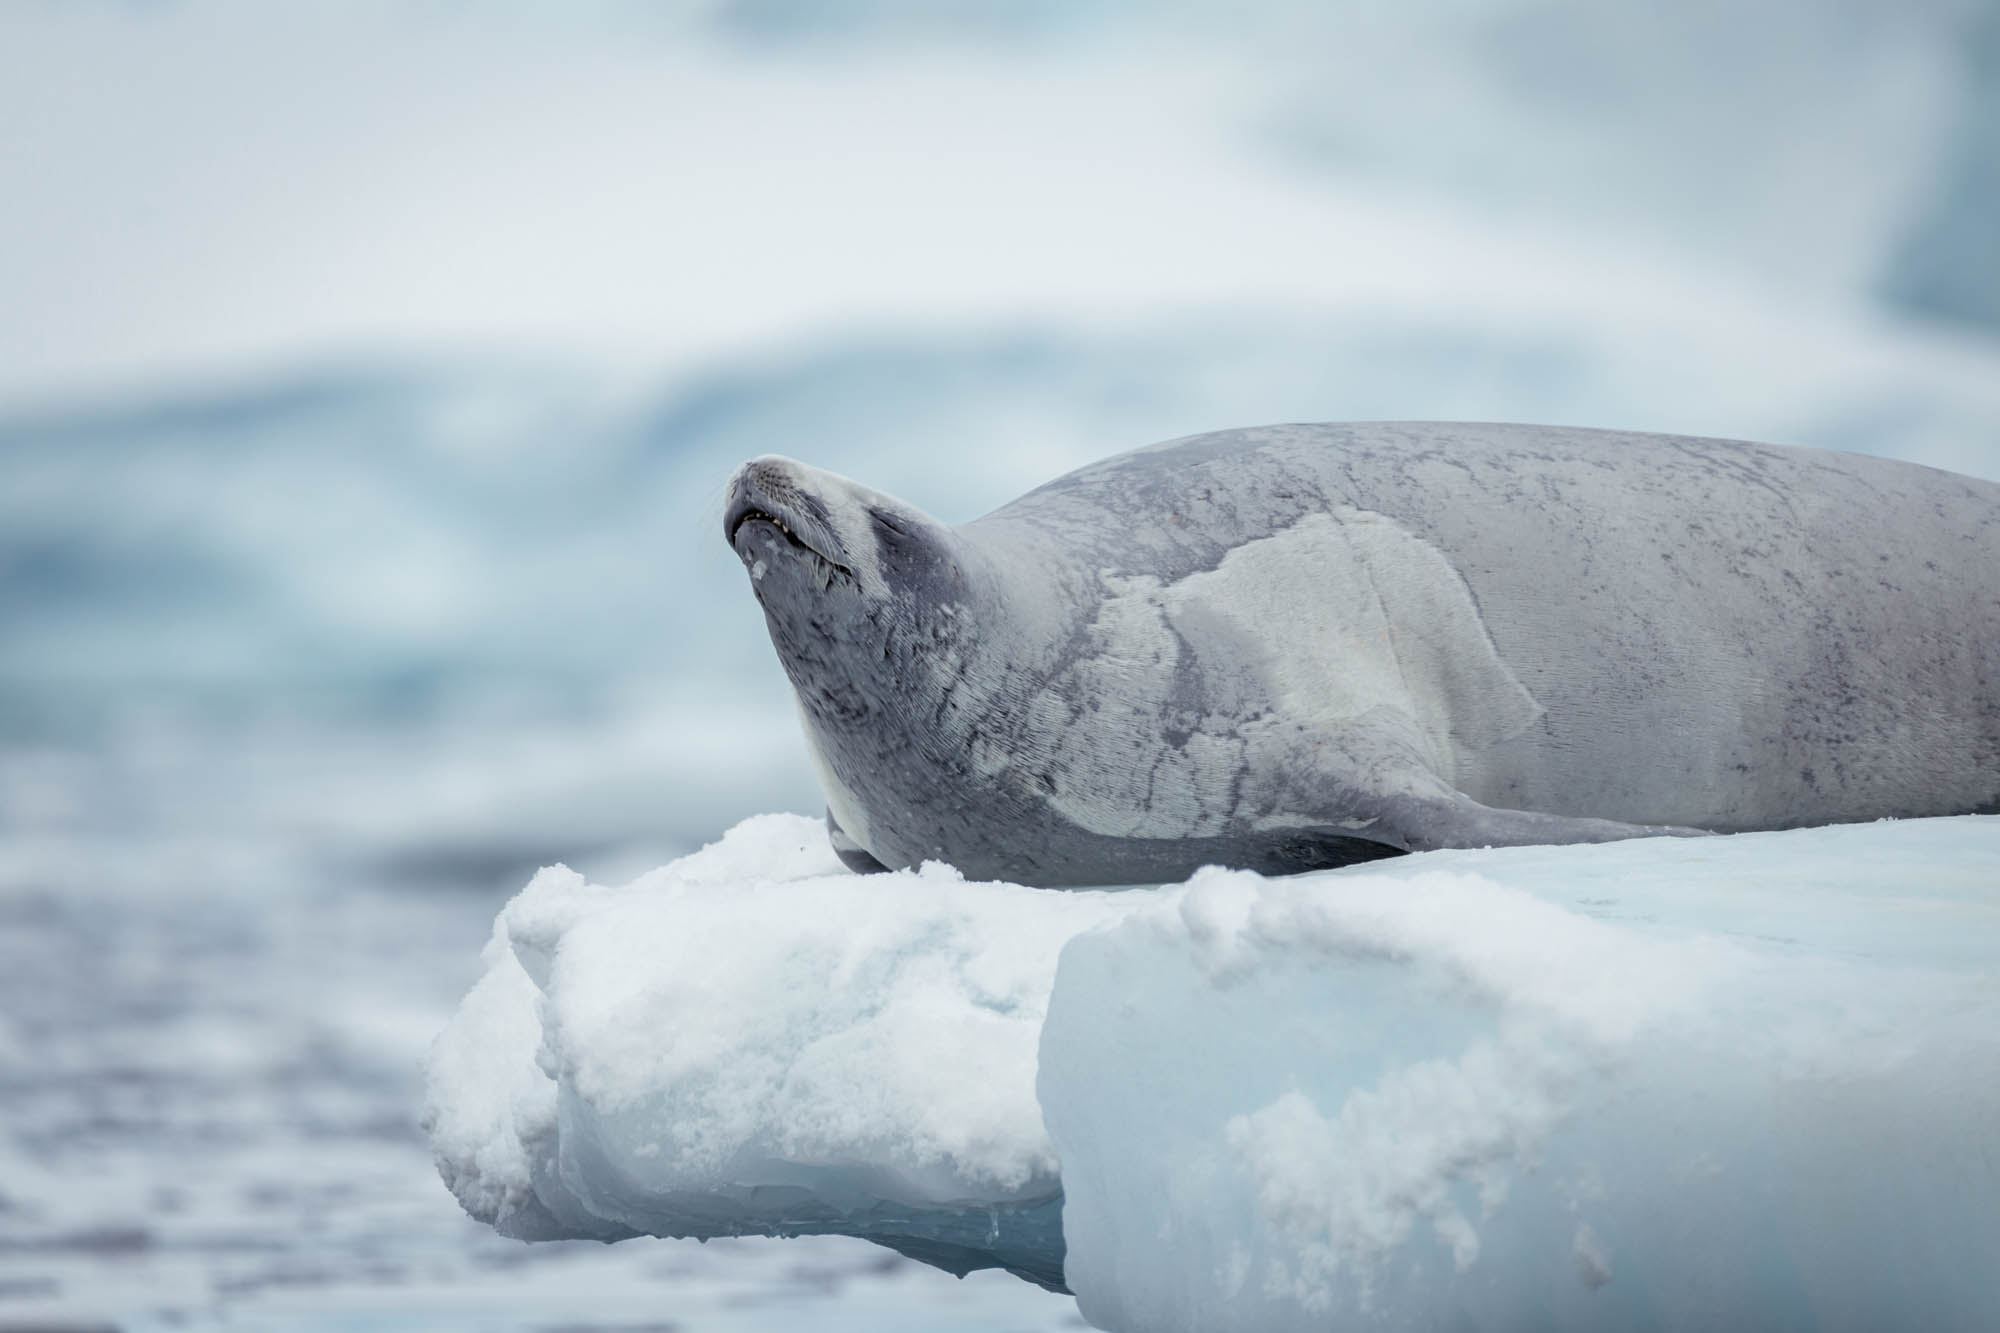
xmin=424 ymin=813 xmax=1133 ymax=1289
xmin=428 ymin=814 xmax=2000 ymax=1330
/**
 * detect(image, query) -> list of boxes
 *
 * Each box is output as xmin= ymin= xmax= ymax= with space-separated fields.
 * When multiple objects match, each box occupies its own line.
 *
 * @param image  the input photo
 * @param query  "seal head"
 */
xmin=725 ymin=456 xmax=1000 ymax=873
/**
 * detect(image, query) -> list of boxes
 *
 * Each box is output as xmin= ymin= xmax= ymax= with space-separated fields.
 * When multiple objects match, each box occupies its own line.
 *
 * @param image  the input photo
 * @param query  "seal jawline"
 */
xmin=730 ymin=508 xmax=850 ymax=573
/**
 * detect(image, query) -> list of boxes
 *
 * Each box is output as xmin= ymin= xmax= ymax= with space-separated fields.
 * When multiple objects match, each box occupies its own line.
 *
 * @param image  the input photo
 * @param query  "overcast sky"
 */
xmin=0 ymin=1 xmax=1961 ymax=409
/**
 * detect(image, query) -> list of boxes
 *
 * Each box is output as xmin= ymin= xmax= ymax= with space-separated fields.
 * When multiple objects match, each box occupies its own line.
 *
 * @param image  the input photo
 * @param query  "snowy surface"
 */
xmin=429 ymin=814 xmax=2000 ymax=1331
xmin=426 ymin=814 xmax=1136 ymax=1289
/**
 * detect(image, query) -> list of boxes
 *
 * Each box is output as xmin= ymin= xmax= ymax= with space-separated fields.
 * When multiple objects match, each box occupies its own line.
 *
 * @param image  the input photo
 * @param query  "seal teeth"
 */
xmin=729 ymin=504 xmax=850 ymax=577
xmin=731 ymin=508 xmax=793 ymax=543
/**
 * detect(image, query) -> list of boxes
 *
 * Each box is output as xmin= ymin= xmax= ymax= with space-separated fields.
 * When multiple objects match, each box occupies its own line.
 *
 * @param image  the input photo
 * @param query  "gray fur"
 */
xmin=725 ymin=423 xmax=2000 ymax=886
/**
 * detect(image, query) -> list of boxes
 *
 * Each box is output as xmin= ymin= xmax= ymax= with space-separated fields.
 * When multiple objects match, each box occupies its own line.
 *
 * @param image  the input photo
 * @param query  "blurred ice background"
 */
xmin=1 ymin=1 xmax=1997 ymax=1329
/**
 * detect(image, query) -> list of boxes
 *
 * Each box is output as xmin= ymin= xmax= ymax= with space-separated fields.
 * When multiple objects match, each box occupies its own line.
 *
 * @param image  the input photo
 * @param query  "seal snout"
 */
xmin=723 ymin=456 xmax=852 ymax=573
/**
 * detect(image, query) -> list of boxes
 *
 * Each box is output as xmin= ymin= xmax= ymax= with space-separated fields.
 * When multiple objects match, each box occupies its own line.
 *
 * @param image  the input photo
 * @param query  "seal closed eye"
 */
xmin=724 ymin=422 xmax=2000 ymax=887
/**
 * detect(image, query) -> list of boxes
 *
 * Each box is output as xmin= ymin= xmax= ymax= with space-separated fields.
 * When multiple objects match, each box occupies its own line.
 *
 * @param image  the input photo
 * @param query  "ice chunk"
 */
xmin=424 ymin=812 xmax=1137 ymax=1289
xmin=1039 ymin=817 xmax=2000 ymax=1332
xmin=429 ymin=812 xmax=2000 ymax=1325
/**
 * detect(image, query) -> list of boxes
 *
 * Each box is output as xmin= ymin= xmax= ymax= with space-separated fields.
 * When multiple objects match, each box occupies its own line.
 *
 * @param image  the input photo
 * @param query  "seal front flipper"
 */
xmin=1261 ymin=709 xmax=1709 ymax=856
xmin=1370 ymin=784 xmax=1712 ymax=854
xmin=827 ymin=809 xmax=890 ymax=874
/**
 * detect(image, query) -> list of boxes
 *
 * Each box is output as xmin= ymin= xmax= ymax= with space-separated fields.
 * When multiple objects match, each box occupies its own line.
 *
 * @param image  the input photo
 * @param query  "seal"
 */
xmin=724 ymin=422 xmax=2000 ymax=886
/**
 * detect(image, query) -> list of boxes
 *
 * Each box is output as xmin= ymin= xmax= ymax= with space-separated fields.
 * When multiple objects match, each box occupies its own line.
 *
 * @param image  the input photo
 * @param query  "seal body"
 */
xmin=725 ymin=423 xmax=2000 ymax=886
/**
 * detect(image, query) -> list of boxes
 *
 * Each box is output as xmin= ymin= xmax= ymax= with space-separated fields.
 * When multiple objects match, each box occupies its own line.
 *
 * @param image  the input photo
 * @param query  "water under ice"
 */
xmin=428 ymin=812 xmax=2000 ymax=1330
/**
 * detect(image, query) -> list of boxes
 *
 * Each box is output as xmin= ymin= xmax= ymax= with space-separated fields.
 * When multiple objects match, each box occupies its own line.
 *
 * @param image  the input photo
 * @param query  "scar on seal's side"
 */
xmin=726 ymin=422 xmax=2000 ymax=887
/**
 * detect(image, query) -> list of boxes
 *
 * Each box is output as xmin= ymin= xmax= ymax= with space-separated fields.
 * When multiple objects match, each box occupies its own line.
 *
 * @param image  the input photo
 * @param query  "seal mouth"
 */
xmin=727 ymin=501 xmax=853 ymax=576
xmin=728 ymin=506 xmax=793 ymax=546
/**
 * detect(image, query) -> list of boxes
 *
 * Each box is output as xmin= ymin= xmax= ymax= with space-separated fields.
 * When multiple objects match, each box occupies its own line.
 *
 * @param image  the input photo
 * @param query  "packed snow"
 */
xmin=425 ymin=814 xmax=1137 ymax=1289
xmin=429 ymin=813 xmax=2000 ymax=1330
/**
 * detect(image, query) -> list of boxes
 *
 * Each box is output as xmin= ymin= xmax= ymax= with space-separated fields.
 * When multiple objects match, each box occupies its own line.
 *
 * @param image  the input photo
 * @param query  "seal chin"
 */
xmin=733 ymin=519 xmax=852 ymax=604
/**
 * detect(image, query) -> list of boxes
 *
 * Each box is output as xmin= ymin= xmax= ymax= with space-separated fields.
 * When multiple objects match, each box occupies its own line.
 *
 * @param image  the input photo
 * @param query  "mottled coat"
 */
xmin=726 ymin=423 xmax=2000 ymax=886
